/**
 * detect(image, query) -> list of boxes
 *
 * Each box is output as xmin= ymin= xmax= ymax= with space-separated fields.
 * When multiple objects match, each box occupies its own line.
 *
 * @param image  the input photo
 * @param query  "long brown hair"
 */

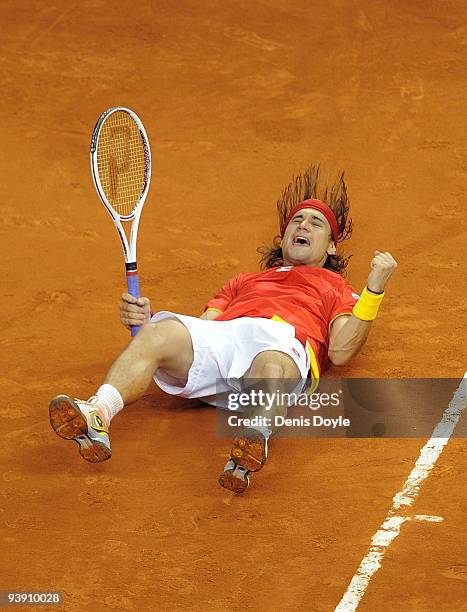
xmin=258 ymin=164 xmax=353 ymax=275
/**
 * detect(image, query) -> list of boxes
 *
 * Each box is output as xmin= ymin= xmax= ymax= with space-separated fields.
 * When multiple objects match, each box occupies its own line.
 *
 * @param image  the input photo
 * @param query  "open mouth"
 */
xmin=293 ymin=236 xmax=310 ymax=247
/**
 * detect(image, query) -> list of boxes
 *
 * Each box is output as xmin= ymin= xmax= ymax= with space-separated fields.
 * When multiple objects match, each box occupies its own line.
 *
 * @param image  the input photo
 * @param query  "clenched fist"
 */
xmin=119 ymin=293 xmax=152 ymax=329
xmin=366 ymin=251 xmax=398 ymax=293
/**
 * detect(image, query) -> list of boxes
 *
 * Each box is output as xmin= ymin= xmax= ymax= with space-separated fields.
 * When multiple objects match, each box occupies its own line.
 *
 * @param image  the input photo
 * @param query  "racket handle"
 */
xmin=126 ymin=266 xmax=141 ymax=337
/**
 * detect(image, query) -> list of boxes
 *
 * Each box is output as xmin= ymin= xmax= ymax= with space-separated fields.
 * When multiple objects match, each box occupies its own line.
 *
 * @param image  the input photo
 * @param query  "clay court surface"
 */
xmin=1 ymin=1 xmax=466 ymax=610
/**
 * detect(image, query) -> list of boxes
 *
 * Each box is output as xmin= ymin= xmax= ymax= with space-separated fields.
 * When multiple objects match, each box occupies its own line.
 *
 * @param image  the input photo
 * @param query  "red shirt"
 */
xmin=205 ymin=265 xmax=359 ymax=374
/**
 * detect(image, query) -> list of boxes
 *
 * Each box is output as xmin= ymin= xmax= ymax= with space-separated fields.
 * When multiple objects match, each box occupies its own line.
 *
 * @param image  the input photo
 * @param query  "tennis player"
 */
xmin=49 ymin=165 xmax=397 ymax=493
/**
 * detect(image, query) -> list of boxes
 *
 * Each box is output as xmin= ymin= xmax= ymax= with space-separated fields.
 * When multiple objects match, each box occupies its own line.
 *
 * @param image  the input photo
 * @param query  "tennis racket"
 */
xmin=90 ymin=107 xmax=151 ymax=336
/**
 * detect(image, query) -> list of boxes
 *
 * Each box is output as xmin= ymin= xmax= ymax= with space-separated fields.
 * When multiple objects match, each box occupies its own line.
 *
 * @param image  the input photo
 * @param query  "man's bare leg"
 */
xmin=104 ymin=319 xmax=194 ymax=403
xmin=241 ymin=349 xmax=301 ymax=433
xmin=219 ymin=350 xmax=302 ymax=493
xmin=49 ymin=318 xmax=194 ymax=462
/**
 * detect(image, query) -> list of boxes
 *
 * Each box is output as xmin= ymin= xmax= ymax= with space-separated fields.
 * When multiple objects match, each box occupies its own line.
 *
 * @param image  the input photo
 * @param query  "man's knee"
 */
xmin=246 ymin=350 xmax=300 ymax=380
xmin=134 ymin=319 xmax=194 ymax=374
xmin=133 ymin=319 xmax=178 ymax=347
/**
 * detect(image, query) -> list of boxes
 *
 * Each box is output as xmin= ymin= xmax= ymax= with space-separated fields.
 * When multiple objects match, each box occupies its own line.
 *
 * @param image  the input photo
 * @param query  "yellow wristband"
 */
xmin=352 ymin=286 xmax=385 ymax=321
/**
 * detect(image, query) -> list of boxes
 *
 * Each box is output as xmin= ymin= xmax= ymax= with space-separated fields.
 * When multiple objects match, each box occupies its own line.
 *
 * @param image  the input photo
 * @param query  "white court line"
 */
xmin=414 ymin=515 xmax=443 ymax=522
xmin=334 ymin=373 xmax=466 ymax=612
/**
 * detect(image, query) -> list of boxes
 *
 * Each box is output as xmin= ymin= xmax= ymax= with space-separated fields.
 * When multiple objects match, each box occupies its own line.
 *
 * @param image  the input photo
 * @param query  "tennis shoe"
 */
xmin=218 ymin=428 xmax=268 ymax=494
xmin=49 ymin=395 xmax=111 ymax=463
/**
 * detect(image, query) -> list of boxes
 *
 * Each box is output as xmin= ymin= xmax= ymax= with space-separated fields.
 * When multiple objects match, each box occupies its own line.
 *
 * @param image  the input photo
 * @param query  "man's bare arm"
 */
xmin=328 ymin=314 xmax=372 ymax=365
xmin=119 ymin=293 xmax=222 ymax=327
xmin=328 ymin=251 xmax=397 ymax=366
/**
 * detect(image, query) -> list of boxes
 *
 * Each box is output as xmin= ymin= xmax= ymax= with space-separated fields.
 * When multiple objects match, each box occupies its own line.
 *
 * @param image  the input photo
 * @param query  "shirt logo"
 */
xmin=292 ymin=348 xmax=300 ymax=358
xmin=352 ymin=293 xmax=360 ymax=300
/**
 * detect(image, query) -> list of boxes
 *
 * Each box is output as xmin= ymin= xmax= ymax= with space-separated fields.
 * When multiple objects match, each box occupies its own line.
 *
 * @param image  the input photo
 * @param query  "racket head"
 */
xmin=90 ymin=107 xmax=151 ymax=222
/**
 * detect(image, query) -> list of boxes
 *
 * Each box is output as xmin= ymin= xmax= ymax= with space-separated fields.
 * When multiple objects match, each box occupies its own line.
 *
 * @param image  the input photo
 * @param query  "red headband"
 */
xmin=281 ymin=199 xmax=339 ymax=242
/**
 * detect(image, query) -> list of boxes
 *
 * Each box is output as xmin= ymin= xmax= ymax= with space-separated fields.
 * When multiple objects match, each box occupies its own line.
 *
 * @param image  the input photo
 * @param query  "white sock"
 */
xmin=93 ymin=384 xmax=124 ymax=426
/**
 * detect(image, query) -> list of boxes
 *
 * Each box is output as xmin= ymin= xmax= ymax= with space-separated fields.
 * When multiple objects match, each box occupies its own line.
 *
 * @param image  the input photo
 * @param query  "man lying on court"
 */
xmin=49 ymin=165 xmax=397 ymax=493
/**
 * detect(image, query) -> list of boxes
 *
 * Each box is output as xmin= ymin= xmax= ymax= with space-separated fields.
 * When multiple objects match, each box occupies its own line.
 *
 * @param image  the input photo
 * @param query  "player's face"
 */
xmin=281 ymin=208 xmax=337 ymax=267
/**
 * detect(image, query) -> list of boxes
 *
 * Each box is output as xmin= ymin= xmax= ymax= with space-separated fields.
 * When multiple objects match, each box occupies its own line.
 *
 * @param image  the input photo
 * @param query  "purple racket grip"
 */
xmin=126 ymin=272 xmax=141 ymax=337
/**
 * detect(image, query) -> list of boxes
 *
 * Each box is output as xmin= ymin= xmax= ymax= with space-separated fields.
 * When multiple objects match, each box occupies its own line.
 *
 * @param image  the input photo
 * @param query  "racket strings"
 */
xmin=96 ymin=111 xmax=148 ymax=218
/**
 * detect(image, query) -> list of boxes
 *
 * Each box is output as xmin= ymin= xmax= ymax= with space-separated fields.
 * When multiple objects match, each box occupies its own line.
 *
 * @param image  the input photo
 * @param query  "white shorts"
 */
xmin=151 ymin=311 xmax=310 ymax=409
